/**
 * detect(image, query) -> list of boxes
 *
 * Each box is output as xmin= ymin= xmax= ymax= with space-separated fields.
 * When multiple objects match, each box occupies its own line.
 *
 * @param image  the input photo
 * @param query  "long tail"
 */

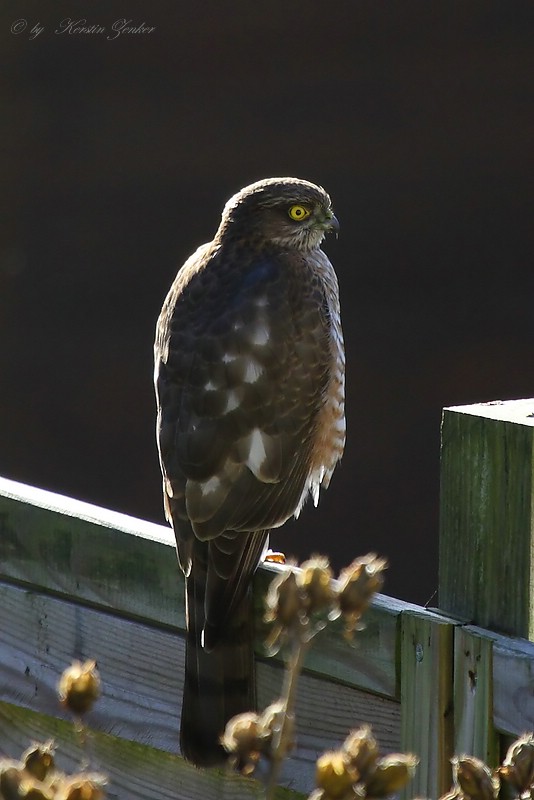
xmin=180 ymin=547 xmax=256 ymax=767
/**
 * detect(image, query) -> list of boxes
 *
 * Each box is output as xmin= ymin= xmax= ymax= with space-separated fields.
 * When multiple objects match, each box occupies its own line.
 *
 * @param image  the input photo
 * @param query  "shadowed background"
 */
xmin=2 ymin=1 xmax=533 ymax=604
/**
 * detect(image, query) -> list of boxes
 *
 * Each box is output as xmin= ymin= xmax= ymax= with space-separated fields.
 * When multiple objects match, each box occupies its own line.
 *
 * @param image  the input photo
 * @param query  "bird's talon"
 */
xmin=264 ymin=550 xmax=286 ymax=564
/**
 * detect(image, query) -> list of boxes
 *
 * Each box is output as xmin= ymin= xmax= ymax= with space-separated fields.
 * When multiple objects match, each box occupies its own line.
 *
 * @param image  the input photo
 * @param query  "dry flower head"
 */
xmin=365 ymin=753 xmax=419 ymax=797
xmin=297 ymin=556 xmax=335 ymax=615
xmin=54 ymin=773 xmax=107 ymax=800
xmin=342 ymin=725 xmax=379 ymax=783
xmin=336 ymin=555 xmax=387 ymax=639
xmin=22 ymin=741 xmax=56 ymax=782
xmin=452 ymin=755 xmax=499 ymax=800
xmin=315 ymin=750 xmax=358 ymax=799
xmin=258 ymin=700 xmax=291 ymax=750
xmin=58 ymin=661 xmax=101 ymax=716
xmin=220 ymin=711 xmax=263 ymax=775
xmin=497 ymin=732 xmax=534 ymax=797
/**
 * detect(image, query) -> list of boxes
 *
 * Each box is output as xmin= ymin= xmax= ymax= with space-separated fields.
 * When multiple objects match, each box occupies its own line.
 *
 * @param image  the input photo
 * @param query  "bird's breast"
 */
xmin=294 ymin=249 xmax=346 ymax=515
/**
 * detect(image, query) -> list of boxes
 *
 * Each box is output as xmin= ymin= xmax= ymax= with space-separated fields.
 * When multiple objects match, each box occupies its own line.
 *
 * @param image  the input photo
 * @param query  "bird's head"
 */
xmin=217 ymin=177 xmax=339 ymax=251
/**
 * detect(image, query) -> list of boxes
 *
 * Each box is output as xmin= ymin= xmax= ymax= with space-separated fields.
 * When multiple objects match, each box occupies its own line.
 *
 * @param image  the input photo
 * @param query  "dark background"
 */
xmin=2 ymin=1 xmax=533 ymax=604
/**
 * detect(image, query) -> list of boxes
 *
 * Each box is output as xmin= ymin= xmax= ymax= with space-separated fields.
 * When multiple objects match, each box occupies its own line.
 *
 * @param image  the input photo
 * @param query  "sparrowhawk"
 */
xmin=154 ymin=177 xmax=345 ymax=767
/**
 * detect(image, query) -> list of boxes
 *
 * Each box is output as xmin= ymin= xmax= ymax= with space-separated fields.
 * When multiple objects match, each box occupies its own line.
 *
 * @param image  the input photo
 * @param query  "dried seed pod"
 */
xmin=438 ymin=790 xmax=464 ymax=800
xmin=12 ymin=775 xmax=54 ymax=800
xmin=258 ymin=699 xmax=295 ymax=763
xmin=220 ymin=711 xmax=262 ymax=775
xmin=342 ymin=726 xmax=379 ymax=783
xmin=264 ymin=566 xmax=305 ymax=651
xmin=498 ymin=732 xmax=534 ymax=795
xmin=258 ymin=700 xmax=286 ymax=742
xmin=265 ymin=567 xmax=302 ymax=628
xmin=452 ymin=756 xmax=499 ymax=800
xmin=22 ymin=741 xmax=55 ymax=782
xmin=315 ymin=750 xmax=358 ymax=799
xmin=0 ymin=762 xmax=25 ymax=800
xmin=58 ymin=660 xmax=101 ymax=716
xmin=54 ymin=774 xmax=107 ymax=800
xmin=336 ymin=555 xmax=386 ymax=637
xmin=365 ymin=753 xmax=419 ymax=797
xmin=297 ymin=556 xmax=335 ymax=615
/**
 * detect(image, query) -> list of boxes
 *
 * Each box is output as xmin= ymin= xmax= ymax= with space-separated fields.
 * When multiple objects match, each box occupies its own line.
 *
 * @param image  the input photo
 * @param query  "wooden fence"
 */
xmin=1 ymin=399 xmax=534 ymax=799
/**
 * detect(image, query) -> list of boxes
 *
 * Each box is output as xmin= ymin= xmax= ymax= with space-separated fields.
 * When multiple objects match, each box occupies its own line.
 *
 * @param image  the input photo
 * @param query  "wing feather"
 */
xmin=155 ymin=245 xmax=332 ymax=541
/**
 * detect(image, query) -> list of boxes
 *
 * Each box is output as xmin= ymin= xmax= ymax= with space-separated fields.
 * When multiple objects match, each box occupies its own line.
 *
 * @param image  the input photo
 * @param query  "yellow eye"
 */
xmin=288 ymin=204 xmax=311 ymax=221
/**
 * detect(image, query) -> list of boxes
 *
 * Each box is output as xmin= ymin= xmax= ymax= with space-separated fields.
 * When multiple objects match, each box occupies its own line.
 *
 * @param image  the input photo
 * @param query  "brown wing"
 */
xmin=156 ymin=245 xmax=332 ymax=539
xmin=155 ymin=243 xmax=332 ymax=643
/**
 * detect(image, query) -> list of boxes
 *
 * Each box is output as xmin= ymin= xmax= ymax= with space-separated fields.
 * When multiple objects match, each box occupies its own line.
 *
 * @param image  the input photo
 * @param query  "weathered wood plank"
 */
xmin=0 ymin=701 xmax=298 ymax=800
xmin=400 ymin=609 xmax=454 ymax=799
xmin=0 ymin=460 xmax=534 ymax=800
xmin=453 ymin=626 xmax=498 ymax=763
xmin=0 ymin=475 xmax=182 ymax=627
xmin=0 ymin=582 xmax=181 ymax=753
xmin=0 ymin=475 xmax=415 ymax=699
xmin=449 ymin=623 xmax=534 ymax=739
xmin=0 ymin=581 xmax=401 ymax=795
xmin=492 ymin=631 xmax=534 ymax=736
xmin=439 ymin=400 xmax=534 ymax=638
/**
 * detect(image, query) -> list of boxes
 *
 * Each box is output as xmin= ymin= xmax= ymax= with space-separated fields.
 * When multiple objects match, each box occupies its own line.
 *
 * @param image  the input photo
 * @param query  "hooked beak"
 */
xmin=317 ymin=211 xmax=340 ymax=235
xmin=327 ymin=213 xmax=340 ymax=234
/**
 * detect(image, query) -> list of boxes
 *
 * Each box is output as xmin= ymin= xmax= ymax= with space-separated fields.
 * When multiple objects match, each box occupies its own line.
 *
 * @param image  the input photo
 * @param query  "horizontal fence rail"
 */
xmin=1 ymin=399 xmax=534 ymax=798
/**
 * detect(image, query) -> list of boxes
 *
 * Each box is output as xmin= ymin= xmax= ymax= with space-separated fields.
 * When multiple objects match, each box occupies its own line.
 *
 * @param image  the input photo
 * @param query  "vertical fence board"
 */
xmin=400 ymin=610 xmax=454 ymax=799
xmin=453 ymin=626 xmax=498 ymax=764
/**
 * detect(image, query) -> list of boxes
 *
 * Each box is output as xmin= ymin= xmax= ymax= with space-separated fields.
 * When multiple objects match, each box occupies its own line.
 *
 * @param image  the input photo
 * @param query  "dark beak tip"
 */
xmin=329 ymin=214 xmax=340 ymax=234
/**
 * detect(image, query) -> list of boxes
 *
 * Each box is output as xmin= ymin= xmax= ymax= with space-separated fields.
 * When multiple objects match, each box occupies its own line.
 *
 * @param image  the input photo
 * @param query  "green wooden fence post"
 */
xmin=439 ymin=399 xmax=534 ymax=639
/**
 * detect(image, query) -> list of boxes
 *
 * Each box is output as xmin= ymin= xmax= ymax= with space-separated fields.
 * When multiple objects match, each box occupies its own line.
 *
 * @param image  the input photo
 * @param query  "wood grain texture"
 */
xmin=452 ymin=623 xmax=534 ymax=739
xmin=0 ymin=475 xmax=410 ymax=698
xmin=453 ymin=626 xmax=498 ymax=763
xmin=6 ymin=468 xmax=534 ymax=798
xmin=400 ymin=609 xmax=454 ymax=799
xmin=439 ymin=402 xmax=534 ymax=638
xmin=0 ymin=581 xmax=401 ymax=795
xmin=492 ymin=630 xmax=534 ymax=736
xmin=0 ymin=702 xmax=295 ymax=800
xmin=0 ymin=475 xmax=183 ymax=628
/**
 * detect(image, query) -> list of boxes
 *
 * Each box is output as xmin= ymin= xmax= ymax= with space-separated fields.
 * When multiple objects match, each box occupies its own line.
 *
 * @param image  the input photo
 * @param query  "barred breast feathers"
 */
xmin=294 ymin=249 xmax=346 ymax=518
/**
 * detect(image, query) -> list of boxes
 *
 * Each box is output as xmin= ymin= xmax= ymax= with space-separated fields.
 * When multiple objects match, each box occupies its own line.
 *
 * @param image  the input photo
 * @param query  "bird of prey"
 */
xmin=154 ymin=177 xmax=345 ymax=768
